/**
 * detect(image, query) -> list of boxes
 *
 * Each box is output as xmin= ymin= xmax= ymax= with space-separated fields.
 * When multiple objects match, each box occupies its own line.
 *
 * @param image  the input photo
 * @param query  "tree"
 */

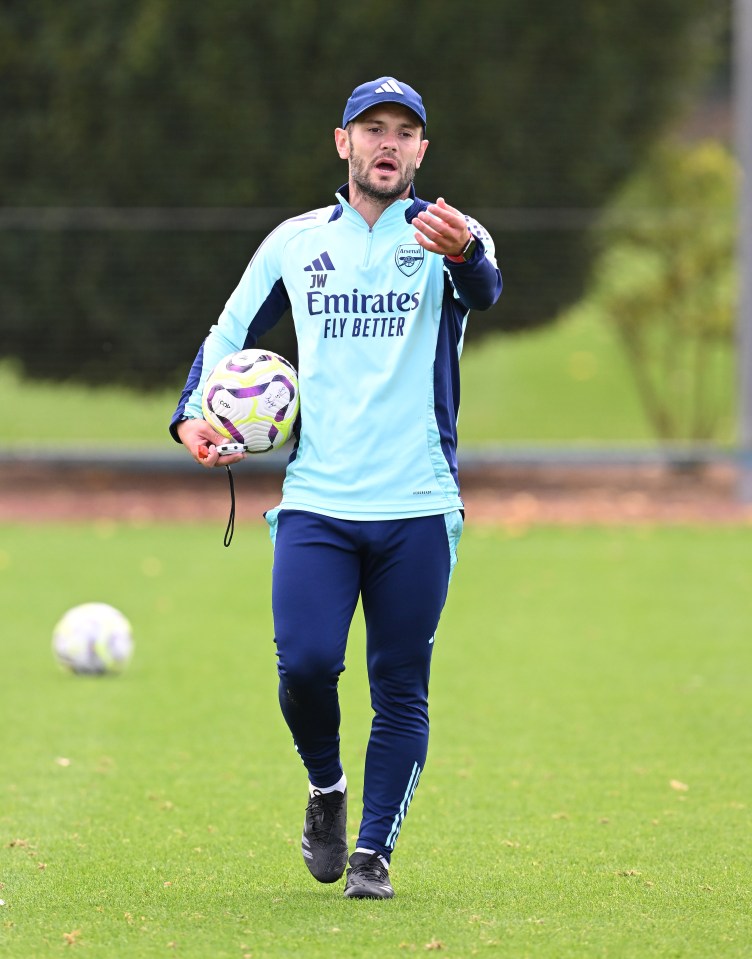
xmin=0 ymin=0 xmax=725 ymax=387
xmin=589 ymin=140 xmax=737 ymax=442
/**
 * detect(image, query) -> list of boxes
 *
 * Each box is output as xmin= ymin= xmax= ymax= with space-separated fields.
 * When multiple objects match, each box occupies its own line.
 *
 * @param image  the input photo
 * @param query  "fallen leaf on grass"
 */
xmin=670 ymin=780 xmax=689 ymax=792
xmin=424 ymin=941 xmax=444 ymax=951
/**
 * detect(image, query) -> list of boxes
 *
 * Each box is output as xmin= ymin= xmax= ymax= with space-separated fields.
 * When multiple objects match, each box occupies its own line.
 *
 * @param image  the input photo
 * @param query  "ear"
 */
xmin=334 ymin=127 xmax=350 ymax=160
xmin=415 ymin=138 xmax=429 ymax=169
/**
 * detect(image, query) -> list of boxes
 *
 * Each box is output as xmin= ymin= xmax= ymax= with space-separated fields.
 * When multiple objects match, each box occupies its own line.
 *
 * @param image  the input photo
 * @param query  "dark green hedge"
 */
xmin=0 ymin=0 xmax=723 ymax=387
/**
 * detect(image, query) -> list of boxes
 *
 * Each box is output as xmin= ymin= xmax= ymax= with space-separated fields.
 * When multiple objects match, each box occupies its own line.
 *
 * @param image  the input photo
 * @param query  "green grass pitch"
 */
xmin=1 ymin=521 xmax=751 ymax=957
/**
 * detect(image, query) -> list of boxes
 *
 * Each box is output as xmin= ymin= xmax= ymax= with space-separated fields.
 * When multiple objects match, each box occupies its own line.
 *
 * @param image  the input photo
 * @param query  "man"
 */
xmin=170 ymin=77 xmax=502 ymax=899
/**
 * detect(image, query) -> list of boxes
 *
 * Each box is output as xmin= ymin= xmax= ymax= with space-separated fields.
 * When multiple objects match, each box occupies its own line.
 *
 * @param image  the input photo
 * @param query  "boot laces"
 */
xmin=351 ymin=852 xmax=389 ymax=882
xmin=306 ymin=789 xmax=342 ymax=836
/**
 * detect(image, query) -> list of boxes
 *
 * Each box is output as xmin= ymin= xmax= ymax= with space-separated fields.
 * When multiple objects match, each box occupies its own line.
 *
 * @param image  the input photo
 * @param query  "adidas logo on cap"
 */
xmin=374 ymin=79 xmax=405 ymax=96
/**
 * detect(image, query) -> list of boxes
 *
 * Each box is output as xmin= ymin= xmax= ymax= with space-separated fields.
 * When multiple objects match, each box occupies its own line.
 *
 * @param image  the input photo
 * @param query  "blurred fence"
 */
xmin=0 ymin=204 xmax=598 ymax=387
xmin=0 ymin=203 xmax=715 ymax=232
xmin=0 ymin=202 xmax=729 ymax=378
xmin=0 ymin=203 xmax=741 ymax=487
xmin=0 ymin=202 xmax=736 ymax=455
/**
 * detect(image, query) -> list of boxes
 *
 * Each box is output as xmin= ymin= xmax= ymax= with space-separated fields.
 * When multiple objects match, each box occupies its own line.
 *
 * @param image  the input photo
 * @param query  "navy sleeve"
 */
xmin=444 ymin=237 xmax=503 ymax=312
xmin=169 ymin=341 xmax=206 ymax=442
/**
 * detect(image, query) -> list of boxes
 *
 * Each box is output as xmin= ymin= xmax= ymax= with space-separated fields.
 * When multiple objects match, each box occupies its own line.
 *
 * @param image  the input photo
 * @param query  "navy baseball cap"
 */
xmin=342 ymin=77 xmax=427 ymax=129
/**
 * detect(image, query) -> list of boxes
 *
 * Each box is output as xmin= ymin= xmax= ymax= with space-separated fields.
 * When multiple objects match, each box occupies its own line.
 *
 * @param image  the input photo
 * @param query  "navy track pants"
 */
xmin=267 ymin=508 xmax=462 ymax=860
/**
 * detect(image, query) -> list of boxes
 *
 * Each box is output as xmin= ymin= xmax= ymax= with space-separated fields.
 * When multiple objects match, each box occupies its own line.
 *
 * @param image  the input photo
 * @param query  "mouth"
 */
xmin=373 ymin=157 xmax=399 ymax=175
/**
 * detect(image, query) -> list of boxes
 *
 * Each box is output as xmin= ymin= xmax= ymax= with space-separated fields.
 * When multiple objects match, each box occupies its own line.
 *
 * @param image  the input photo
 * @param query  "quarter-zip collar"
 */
xmin=334 ymin=183 xmax=422 ymax=229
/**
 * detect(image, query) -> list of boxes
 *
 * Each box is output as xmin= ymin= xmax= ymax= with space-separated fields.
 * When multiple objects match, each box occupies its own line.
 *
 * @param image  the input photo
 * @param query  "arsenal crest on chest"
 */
xmin=395 ymin=243 xmax=425 ymax=277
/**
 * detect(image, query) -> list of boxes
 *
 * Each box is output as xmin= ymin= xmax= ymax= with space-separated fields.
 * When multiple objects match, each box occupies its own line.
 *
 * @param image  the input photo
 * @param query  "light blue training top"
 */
xmin=171 ymin=185 xmax=502 ymax=520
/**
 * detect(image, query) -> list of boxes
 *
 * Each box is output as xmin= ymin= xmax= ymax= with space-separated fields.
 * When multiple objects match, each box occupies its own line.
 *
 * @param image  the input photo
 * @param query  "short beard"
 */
xmin=348 ymin=140 xmax=416 ymax=202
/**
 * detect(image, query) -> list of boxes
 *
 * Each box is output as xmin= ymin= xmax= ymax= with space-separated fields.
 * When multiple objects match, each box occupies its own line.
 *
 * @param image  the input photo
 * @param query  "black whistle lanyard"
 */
xmin=223 ymin=466 xmax=236 ymax=547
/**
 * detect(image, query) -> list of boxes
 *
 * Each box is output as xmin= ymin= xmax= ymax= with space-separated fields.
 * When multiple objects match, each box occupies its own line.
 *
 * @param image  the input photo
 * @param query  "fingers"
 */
xmin=177 ymin=419 xmax=245 ymax=468
xmin=413 ymin=197 xmax=471 ymax=256
xmin=196 ymin=443 xmax=245 ymax=469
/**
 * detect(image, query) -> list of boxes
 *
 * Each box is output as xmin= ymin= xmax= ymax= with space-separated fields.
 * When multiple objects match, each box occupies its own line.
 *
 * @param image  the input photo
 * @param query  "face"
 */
xmin=335 ymin=103 xmax=429 ymax=203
